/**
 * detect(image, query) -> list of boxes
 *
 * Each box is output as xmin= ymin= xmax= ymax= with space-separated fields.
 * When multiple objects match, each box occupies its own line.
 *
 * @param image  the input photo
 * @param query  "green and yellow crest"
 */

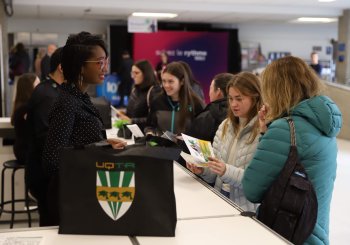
xmin=96 ymin=162 xmax=135 ymax=221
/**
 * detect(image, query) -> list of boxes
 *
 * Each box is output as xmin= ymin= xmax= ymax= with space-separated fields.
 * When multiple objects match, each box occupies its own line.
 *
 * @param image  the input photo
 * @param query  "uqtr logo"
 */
xmin=96 ymin=162 xmax=135 ymax=221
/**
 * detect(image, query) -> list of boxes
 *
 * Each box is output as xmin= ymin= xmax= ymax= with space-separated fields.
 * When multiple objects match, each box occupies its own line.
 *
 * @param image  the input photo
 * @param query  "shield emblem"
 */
xmin=96 ymin=162 xmax=135 ymax=221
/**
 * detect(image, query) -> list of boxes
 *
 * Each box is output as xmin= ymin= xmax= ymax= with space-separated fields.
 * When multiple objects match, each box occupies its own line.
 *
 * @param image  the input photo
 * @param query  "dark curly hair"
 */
xmin=61 ymin=32 xmax=108 ymax=86
xmin=49 ymin=47 xmax=63 ymax=74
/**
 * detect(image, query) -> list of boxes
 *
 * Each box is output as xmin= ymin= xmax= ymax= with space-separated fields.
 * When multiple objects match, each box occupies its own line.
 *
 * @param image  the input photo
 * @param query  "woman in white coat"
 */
xmin=187 ymin=72 xmax=262 ymax=212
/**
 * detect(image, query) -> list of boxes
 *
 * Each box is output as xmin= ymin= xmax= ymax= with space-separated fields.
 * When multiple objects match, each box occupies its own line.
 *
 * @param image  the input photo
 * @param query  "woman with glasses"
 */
xmin=42 ymin=31 xmax=126 ymax=225
xmin=116 ymin=59 xmax=161 ymax=131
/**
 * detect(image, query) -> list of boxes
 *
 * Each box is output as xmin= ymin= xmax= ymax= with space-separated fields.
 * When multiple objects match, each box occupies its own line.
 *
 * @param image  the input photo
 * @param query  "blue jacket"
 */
xmin=242 ymin=96 xmax=342 ymax=245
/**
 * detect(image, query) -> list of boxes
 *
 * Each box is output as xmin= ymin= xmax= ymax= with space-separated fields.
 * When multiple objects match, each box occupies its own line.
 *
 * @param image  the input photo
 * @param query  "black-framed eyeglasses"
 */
xmin=85 ymin=57 xmax=109 ymax=70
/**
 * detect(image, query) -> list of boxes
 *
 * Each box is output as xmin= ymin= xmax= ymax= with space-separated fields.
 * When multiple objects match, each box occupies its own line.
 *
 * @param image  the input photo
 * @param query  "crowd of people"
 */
xmin=9 ymin=31 xmax=341 ymax=244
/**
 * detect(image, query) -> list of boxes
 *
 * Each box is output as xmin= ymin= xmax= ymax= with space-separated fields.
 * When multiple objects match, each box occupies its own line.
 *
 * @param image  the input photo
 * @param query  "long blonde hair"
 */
xmin=222 ymin=72 xmax=262 ymax=144
xmin=261 ymin=56 xmax=324 ymax=121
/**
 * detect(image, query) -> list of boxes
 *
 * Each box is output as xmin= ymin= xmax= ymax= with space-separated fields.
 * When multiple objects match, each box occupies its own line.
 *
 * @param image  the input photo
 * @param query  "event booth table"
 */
xmin=0 ymin=162 xmax=289 ymax=245
xmin=0 ymin=120 xmax=289 ymax=244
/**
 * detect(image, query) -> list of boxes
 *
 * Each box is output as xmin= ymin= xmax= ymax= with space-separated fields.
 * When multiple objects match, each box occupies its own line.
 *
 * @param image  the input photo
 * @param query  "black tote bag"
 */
xmin=58 ymin=143 xmax=181 ymax=236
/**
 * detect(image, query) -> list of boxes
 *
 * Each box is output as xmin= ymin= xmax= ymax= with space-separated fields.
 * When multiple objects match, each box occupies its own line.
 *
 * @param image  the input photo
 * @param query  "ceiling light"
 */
xmin=132 ymin=12 xmax=177 ymax=18
xmin=318 ymin=0 xmax=336 ymax=2
xmin=297 ymin=17 xmax=337 ymax=23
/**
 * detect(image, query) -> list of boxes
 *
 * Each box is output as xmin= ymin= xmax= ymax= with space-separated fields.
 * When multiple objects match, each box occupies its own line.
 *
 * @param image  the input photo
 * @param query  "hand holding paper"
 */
xmin=207 ymin=156 xmax=226 ymax=176
xmin=181 ymin=133 xmax=215 ymax=168
xmin=186 ymin=162 xmax=204 ymax=175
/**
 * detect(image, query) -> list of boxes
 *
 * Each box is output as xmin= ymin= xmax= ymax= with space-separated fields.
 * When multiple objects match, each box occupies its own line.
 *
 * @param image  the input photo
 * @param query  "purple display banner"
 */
xmin=134 ymin=31 xmax=228 ymax=103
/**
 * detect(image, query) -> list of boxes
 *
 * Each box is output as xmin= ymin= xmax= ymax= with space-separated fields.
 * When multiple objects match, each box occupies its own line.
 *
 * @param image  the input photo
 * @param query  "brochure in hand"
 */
xmin=181 ymin=133 xmax=214 ymax=168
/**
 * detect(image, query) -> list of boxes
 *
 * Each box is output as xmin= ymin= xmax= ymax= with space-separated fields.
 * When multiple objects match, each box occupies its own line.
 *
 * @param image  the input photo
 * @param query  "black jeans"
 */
xmin=45 ymin=173 xmax=60 ymax=226
xmin=28 ymin=179 xmax=52 ymax=227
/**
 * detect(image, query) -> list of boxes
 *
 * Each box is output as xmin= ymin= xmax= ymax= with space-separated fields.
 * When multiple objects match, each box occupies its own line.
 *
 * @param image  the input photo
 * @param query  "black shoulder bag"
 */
xmin=257 ymin=117 xmax=318 ymax=245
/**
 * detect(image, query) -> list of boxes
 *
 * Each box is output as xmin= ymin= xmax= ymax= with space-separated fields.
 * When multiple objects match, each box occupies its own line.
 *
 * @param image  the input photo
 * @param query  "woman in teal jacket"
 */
xmin=242 ymin=56 xmax=342 ymax=245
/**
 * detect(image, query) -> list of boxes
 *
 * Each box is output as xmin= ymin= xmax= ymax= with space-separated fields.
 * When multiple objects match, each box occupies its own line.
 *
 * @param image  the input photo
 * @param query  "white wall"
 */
xmin=238 ymin=22 xmax=338 ymax=61
xmin=8 ymin=19 xmax=338 ymax=61
xmin=7 ymin=18 xmax=120 ymax=46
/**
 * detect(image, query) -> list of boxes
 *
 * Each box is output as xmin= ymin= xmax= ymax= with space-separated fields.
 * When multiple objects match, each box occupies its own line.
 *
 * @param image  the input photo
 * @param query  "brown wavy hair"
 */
xmin=261 ymin=56 xmax=324 ymax=121
xmin=11 ymin=73 xmax=38 ymax=124
xmin=222 ymin=72 xmax=262 ymax=144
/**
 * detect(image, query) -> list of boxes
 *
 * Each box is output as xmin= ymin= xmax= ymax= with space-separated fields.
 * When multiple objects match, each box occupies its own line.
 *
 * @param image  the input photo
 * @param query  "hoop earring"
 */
xmin=79 ymin=74 xmax=83 ymax=89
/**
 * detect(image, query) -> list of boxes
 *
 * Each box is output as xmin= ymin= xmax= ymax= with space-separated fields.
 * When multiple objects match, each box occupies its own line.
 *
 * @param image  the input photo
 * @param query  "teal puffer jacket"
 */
xmin=242 ymin=96 xmax=342 ymax=245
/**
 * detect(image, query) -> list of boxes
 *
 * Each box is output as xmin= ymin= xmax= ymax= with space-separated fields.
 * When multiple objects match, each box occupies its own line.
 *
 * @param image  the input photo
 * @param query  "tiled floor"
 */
xmin=0 ymin=139 xmax=349 ymax=244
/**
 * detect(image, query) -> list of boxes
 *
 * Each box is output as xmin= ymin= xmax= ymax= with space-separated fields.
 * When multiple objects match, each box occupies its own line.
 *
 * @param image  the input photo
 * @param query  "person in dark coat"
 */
xmin=117 ymin=50 xmax=133 ymax=107
xmin=310 ymin=51 xmax=322 ymax=77
xmin=116 ymin=60 xmax=161 ymax=131
xmin=40 ymin=44 xmax=57 ymax=81
xmin=9 ymin=43 xmax=30 ymax=82
xmin=186 ymin=73 xmax=234 ymax=142
xmin=26 ymin=47 xmax=64 ymax=226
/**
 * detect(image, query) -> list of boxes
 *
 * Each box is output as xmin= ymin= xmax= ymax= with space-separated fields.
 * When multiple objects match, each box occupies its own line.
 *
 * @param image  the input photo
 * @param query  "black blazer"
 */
xmin=42 ymin=83 xmax=105 ymax=177
xmin=26 ymin=78 xmax=61 ymax=188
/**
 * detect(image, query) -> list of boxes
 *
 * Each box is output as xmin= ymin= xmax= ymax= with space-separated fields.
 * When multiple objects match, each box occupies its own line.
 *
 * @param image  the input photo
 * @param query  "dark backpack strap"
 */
xmin=278 ymin=117 xmax=300 ymax=188
xmin=286 ymin=117 xmax=296 ymax=147
xmin=147 ymin=85 xmax=154 ymax=108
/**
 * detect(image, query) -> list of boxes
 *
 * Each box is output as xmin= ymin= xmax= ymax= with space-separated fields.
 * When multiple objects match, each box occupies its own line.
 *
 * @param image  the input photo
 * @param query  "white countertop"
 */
xmin=137 ymin=216 xmax=289 ymax=245
xmin=0 ymin=227 xmax=132 ymax=245
xmin=173 ymin=163 xmax=241 ymax=220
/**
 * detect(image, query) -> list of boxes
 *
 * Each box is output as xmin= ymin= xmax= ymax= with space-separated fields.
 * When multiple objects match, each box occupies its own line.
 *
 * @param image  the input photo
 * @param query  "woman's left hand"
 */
xmin=258 ymin=104 xmax=268 ymax=134
xmin=207 ymin=156 xmax=226 ymax=177
xmin=107 ymin=138 xmax=127 ymax=149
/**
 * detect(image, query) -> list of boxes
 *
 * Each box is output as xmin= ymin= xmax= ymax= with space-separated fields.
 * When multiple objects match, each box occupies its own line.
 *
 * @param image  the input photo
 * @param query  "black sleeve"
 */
xmin=42 ymin=98 xmax=76 ymax=176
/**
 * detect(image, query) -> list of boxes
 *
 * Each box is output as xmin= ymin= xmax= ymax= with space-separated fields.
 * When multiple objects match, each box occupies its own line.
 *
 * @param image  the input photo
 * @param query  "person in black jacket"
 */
xmin=117 ymin=50 xmax=133 ymax=107
xmin=186 ymin=73 xmax=234 ymax=142
xmin=26 ymin=47 xmax=64 ymax=226
xmin=9 ymin=43 xmax=30 ymax=82
xmin=42 ymin=32 xmax=126 ymax=225
xmin=40 ymin=44 xmax=57 ymax=81
xmin=310 ymin=51 xmax=322 ymax=77
xmin=146 ymin=61 xmax=204 ymax=135
xmin=117 ymin=59 xmax=161 ymax=130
